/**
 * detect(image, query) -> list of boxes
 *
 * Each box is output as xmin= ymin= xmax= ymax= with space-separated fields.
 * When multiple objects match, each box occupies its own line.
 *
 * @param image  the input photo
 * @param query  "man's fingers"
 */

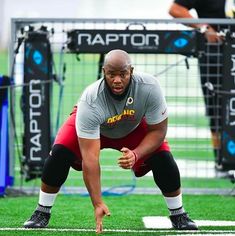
xmin=95 ymin=204 xmax=111 ymax=233
xmin=118 ymin=153 xmax=135 ymax=169
xmin=118 ymin=162 xmax=132 ymax=169
xmin=118 ymin=159 xmax=132 ymax=168
xmin=118 ymin=161 xmax=132 ymax=166
xmin=95 ymin=215 xmax=103 ymax=234
xmin=96 ymin=222 xmax=102 ymax=234
xmin=121 ymin=147 xmax=129 ymax=153
xmin=104 ymin=209 xmax=111 ymax=216
xmin=118 ymin=157 xmax=130 ymax=164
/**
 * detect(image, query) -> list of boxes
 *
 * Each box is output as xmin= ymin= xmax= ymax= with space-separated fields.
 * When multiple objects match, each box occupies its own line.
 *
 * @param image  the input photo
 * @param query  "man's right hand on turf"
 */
xmin=95 ymin=202 xmax=111 ymax=234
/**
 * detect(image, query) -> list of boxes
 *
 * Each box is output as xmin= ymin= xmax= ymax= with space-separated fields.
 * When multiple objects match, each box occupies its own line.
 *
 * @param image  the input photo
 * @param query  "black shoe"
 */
xmin=170 ymin=212 xmax=198 ymax=230
xmin=24 ymin=210 xmax=51 ymax=228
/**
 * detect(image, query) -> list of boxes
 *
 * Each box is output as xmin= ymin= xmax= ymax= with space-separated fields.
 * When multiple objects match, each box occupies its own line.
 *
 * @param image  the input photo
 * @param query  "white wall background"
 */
xmin=0 ymin=0 xmax=174 ymax=49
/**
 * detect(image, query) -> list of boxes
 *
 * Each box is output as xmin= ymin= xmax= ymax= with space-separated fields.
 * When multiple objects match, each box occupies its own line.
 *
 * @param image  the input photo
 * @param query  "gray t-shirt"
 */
xmin=76 ymin=72 xmax=168 ymax=139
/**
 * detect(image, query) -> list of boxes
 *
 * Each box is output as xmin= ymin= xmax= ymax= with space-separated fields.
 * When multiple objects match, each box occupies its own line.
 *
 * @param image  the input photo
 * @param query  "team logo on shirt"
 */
xmin=126 ymin=97 xmax=134 ymax=106
xmin=106 ymin=109 xmax=136 ymax=126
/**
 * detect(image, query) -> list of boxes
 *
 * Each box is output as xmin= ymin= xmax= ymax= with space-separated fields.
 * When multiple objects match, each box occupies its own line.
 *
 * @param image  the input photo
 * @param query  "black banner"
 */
xmin=221 ymin=34 xmax=235 ymax=170
xmin=67 ymin=29 xmax=197 ymax=55
xmin=23 ymin=30 xmax=52 ymax=180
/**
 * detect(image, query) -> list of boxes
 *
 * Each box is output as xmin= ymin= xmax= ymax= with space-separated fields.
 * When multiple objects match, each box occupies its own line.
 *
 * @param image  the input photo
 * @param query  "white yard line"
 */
xmin=143 ymin=216 xmax=235 ymax=229
xmin=0 ymin=227 xmax=234 ymax=234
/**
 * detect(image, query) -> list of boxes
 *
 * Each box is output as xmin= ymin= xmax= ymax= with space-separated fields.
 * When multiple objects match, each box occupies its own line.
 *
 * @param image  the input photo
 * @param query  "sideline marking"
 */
xmin=0 ymin=227 xmax=235 ymax=234
xmin=143 ymin=216 xmax=235 ymax=229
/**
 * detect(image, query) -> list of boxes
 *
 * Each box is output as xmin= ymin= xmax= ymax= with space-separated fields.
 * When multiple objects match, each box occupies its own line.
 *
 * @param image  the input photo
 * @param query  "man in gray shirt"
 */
xmin=24 ymin=49 xmax=198 ymax=233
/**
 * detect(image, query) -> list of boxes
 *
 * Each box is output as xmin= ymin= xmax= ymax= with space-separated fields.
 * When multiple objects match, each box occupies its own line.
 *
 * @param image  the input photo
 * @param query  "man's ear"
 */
xmin=131 ymin=67 xmax=134 ymax=74
xmin=102 ymin=67 xmax=105 ymax=75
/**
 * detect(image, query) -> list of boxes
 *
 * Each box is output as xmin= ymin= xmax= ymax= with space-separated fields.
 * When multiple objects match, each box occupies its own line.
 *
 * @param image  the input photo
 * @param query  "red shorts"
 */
xmin=54 ymin=106 xmax=170 ymax=177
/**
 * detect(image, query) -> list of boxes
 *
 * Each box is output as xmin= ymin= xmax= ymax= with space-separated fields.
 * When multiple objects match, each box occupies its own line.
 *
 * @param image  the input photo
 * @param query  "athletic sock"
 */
xmin=37 ymin=189 xmax=58 ymax=213
xmin=164 ymin=193 xmax=185 ymax=216
xmin=168 ymin=206 xmax=185 ymax=216
xmin=36 ymin=204 xmax=52 ymax=214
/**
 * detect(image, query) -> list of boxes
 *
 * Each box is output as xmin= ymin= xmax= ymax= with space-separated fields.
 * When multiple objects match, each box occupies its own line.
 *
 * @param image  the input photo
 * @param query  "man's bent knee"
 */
xmin=41 ymin=144 xmax=76 ymax=187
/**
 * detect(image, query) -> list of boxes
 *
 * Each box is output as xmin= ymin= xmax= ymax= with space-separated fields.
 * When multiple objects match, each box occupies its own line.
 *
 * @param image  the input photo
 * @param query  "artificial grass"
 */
xmin=0 ymin=194 xmax=234 ymax=236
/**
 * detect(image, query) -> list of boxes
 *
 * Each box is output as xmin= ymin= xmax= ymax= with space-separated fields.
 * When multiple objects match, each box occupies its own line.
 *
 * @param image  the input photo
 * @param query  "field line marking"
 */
xmin=0 ymin=227 xmax=235 ymax=234
xmin=143 ymin=216 xmax=235 ymax=229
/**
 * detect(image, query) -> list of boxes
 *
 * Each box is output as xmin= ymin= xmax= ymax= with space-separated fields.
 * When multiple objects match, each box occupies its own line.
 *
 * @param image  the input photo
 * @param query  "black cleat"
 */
xmin=23 ymin=210 xmax=51 ymax=228
xmin=170 ymin=212 xmax=198 ymax=230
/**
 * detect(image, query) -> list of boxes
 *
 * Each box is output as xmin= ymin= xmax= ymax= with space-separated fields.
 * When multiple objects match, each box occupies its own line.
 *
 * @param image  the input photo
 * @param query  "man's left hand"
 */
xmin=118 ymin=147 xmax=137 ymax=169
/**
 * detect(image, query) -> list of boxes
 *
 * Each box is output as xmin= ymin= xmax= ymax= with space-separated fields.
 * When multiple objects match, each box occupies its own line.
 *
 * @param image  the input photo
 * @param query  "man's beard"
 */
xmin=104 ymin=76 xmax=131 ymax=101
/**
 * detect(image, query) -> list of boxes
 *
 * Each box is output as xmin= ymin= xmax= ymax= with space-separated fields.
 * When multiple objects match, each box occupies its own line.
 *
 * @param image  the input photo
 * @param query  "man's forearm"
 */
xmin=78 ymin=138 xmax=102 ymax=207
xmin=82 ymin=159 xmax=102 ymax=207
xmin=133 ymin=129 xmax=165 ymax=159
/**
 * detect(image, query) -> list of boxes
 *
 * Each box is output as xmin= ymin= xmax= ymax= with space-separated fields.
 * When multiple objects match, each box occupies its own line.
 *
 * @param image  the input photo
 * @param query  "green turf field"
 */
xmin=0 ymin=194 xmax=235 ymax=235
